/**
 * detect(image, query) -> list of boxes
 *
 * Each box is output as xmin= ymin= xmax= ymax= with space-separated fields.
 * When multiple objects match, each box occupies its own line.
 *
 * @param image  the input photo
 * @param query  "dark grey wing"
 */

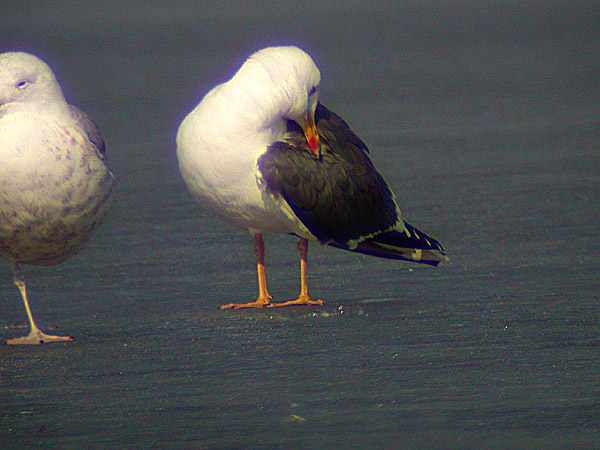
xmin=313 ymin=102 xmax=372 ymax=157
xmin=68 ymin=104 xmax=106 ymax=159
xmin=258 ymin=103 xmax=398 ymax=244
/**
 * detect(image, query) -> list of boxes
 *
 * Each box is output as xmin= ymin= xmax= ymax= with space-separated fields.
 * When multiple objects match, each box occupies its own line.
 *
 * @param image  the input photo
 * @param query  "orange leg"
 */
xmin=220 ymin=233 xmax=273 ymax=309
xmin=268 ymin=238 xmax=323 ymax=307
xmin=6 ymin=262 xmax=74 ymax=345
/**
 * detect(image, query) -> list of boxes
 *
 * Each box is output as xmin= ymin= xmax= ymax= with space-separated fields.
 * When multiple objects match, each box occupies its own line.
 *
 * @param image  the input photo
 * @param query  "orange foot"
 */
xmin=220 ymin=295 xmax=273 ymax=310
xmin=267 ymin=295 xmax=324 ymax=308
xmin=220 ymin=295 xmax=324 ymax=309
xmin=6 ymin=329 xmax=74 ymax=345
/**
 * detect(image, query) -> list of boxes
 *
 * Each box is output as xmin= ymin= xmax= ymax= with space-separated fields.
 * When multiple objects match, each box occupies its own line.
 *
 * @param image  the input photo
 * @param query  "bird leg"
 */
xmin=268 ymin=238 xmax=323 ymax=307
xmin=6 ymin=262 xmax=74 ymax=345
xmin=220 ymin=233 xmax=273 ymax=309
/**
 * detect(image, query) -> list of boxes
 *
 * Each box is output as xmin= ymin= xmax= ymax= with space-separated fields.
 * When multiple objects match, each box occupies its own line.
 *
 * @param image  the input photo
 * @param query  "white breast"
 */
xmin=176 ymin=85 xmax=306 ymax=235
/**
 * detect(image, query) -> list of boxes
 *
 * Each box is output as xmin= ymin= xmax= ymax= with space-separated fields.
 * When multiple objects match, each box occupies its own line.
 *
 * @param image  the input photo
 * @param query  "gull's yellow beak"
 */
xmin=302 ymin=112 xmax=320 ymax=155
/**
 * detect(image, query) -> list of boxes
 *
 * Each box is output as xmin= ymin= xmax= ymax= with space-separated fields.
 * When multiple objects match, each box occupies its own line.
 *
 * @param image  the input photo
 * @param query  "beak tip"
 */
xmin=307 ymin=136 xmax=318 ymax=152
xmin=303 ymin=115 xmax=321 ymax=154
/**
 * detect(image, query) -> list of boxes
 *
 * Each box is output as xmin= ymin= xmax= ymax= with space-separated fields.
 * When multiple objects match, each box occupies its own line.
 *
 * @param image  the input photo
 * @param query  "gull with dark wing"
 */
xmin=176 ymin=46 xmax=448 ymax=309
xmin=0 ymin=52 xmax=114 ymax=344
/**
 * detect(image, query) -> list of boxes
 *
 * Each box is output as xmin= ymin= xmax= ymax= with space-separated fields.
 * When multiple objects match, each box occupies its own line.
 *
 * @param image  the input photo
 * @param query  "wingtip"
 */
xmin=328 ymin=224 xmax=449 ymax=266
xmin=429 ymin=251 xmax=450 ymax=266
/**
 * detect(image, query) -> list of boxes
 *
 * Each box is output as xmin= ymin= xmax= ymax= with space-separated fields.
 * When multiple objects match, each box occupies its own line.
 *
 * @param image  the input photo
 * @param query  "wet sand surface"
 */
xmin=1 ymin=2 xmax=599 ymax=449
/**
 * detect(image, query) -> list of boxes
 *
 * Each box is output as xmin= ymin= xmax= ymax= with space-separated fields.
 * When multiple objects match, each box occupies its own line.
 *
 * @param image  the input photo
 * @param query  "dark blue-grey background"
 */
xmin=1 ymin=1 xmax=599 ymax=449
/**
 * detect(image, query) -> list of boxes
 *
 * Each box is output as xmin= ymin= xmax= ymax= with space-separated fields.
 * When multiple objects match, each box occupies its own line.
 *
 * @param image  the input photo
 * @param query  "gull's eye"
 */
xmin=17 ymin=80 xmax=29 ymax=89
xmin=309 ymin=85 xmax=317 ymax=96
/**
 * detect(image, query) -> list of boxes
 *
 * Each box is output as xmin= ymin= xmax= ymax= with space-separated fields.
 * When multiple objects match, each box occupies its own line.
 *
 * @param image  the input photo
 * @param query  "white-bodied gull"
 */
xmin=176 ymin=46 xmax=448 ymax=309
xmin=0 ymin=52 xmax=114 ymax=344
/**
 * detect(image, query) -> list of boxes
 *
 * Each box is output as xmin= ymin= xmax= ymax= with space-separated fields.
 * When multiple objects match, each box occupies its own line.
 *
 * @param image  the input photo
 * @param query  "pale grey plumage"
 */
xmin=0 ymin=51 xmax=114 ymax=344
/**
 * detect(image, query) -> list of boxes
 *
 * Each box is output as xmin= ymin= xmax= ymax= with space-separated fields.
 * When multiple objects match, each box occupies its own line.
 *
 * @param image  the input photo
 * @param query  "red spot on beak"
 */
xmin=303 ymin=113 xmax=321 ymax=155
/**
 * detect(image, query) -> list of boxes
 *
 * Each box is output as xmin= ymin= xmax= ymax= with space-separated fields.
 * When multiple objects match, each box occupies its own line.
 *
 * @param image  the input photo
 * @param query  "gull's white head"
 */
xmin=0 ymin=52 xmax=66 ymax=109
xmin=236 ymin=46 xmax=322 ymax=153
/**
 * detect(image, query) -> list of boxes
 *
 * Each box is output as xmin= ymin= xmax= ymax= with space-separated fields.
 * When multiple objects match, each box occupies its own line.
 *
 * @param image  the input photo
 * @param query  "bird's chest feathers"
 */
xmin=0 ymin=112 xmax=89 ymax=173
xmin=0 ymin=112 xmax=102 ymax=209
